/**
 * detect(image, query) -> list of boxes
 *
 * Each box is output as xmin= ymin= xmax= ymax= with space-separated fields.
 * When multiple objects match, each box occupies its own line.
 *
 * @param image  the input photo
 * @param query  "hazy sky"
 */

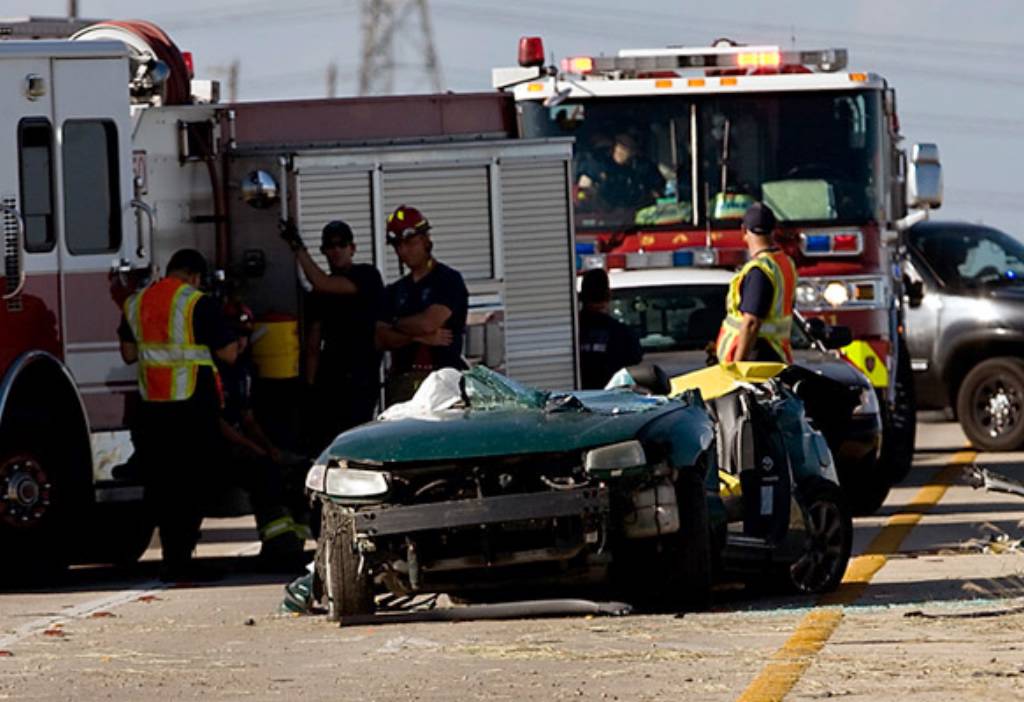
xmin=6 ymin=0 xmax=1024 ymax=232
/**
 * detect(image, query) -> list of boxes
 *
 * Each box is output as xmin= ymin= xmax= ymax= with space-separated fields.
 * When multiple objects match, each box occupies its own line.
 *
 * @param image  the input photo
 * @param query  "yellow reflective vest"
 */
xmin=124 ymin=277 xmax=218 ymax=402
xmin=715 ymin=249 xmax=798 ymax=364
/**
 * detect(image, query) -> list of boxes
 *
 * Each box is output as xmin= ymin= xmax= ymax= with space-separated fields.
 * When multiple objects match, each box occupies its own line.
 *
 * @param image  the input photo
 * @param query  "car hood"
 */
xmin=646 ymin=349 xmax=871 ymax=389
xmin=323 ymin=390 xmax=684 ymax=465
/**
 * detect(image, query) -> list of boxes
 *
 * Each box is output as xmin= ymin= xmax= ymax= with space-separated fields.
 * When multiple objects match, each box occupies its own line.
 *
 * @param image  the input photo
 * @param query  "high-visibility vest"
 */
xmin=715 ymin=248 xmax=798 ymax=364
xmin=124 ymin=277 xmax=217 ymax=402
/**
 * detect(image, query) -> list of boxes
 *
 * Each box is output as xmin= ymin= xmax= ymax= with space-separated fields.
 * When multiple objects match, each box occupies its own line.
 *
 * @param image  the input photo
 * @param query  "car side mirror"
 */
xmin=904 ymin=275 xmax=924 ymax=308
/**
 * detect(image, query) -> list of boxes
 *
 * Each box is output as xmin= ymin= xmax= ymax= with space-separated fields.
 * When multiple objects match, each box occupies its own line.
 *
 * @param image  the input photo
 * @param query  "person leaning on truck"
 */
xmin=715 ymin=202 xmax=798 ymax=364
xmin=279 ymin=219 xmax=385 ymax=448
xmin=375 ymin=205 xmax=469 ymax=405
xmin=119 ymin=249 xmax=238 ymax=582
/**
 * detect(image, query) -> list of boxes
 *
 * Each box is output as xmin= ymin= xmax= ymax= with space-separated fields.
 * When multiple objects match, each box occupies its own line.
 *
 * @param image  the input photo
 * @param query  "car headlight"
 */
xmin=796 ymin=282 xmax=820 ymax=306
xmin=584 ymin=440 xmax=647 ymax=478
xmin=852 ymin=386 xmax=880 ymax=415
xmin=305 ymin=463 xmax=327 ymax=492
xmin=822 ymin=281 xmax=850 ymax=308
xmin=324 ymin=464 xmax=390 ymax=498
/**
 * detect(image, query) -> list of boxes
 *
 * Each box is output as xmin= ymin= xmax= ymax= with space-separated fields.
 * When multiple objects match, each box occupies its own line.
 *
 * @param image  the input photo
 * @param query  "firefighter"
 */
xmin=119 ymin=249 xmax=238 ymax=582
xmin=715 ymin=202 xmax=798 ymax=364
xmin=216 ymin=300 xmax=310 ymax=569
xmin=375 ymin=205 xmax=468 ymax=405
xmin=279 ymin=219 xmax=385 ymax=448
xmin=578 ymin=267 xmax=643 ymax=389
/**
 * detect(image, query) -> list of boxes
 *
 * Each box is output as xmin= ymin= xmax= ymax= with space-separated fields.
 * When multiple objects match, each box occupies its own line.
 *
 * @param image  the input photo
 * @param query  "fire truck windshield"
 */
xmin=520 ymin=89 xmax=882 ymax=233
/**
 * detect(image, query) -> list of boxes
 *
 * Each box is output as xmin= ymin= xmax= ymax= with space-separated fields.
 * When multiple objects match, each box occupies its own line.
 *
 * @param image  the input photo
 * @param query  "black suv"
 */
xmin=904 ymin=221 xmax=1024 ymax=450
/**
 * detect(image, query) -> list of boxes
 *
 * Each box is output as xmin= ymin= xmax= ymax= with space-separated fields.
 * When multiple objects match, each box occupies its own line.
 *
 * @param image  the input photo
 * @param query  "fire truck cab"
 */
xmin=495 ymin=37 xmax=943 ymax=486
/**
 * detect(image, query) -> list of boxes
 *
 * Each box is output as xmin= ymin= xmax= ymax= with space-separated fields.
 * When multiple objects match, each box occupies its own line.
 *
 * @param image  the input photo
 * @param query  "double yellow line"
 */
xmin=736 ymin=449 xmax=976 ymax=702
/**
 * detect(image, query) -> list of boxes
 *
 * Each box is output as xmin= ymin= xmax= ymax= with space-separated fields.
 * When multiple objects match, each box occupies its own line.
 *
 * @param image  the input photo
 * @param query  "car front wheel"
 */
xmin=957 ymin=357 xmax=1024 ymax=451
xmin=318 ymin=501 xmax=374 ymax=621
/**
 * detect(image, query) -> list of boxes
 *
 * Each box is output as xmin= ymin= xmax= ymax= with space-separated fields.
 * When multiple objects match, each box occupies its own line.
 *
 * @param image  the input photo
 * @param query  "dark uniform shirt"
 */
xmin=577 ymin=152 xmax=663 ymax=210
xmin=118 ymin=292 xmax=235 ymax=411
xmin=382 ymin=261 xmax=468 ymax=374
xmin=578 ymin=308 xmax=644 ymax=389
xmin=218 ymin=353 xmax=255 ymax=428
xmin=738 ymin=264 xmax=784 ymax=363
xmin=306 ymin=264 xmax=385 ymax=383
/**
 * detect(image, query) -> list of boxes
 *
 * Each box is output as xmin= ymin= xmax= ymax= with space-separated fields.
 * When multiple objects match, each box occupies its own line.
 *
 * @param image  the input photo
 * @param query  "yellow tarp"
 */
xmin=669 ymin=361 xmax=787 ymax=401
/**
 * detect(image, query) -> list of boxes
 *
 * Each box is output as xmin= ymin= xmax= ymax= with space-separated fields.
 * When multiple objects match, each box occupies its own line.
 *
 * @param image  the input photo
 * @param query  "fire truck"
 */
xmin=494 ymin=37 xmax=943 ymax=487
xmin=0 ymin=20 xmax=579 ymax=574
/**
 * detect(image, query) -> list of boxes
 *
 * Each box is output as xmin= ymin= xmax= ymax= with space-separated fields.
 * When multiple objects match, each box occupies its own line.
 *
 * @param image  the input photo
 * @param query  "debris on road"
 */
xmin=338 ymin=599 xmax=634 ymax=627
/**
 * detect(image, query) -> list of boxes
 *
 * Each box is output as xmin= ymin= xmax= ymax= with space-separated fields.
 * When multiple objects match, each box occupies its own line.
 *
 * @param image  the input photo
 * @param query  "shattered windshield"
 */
xmin=463 ymin=365 xmax=549 ymax=410
xmin=519 ymin=89 xmax=882 ymax=232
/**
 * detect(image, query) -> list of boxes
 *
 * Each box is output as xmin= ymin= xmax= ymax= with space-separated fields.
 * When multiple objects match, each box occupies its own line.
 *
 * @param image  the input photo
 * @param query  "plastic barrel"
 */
xmin=251 ymin=314 xmax=300 ymax=379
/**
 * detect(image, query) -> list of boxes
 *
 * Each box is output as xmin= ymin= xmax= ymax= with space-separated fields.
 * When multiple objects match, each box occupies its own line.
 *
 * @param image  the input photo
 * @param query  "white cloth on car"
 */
xmin=378 ymin=368 xmax=464 ymax=421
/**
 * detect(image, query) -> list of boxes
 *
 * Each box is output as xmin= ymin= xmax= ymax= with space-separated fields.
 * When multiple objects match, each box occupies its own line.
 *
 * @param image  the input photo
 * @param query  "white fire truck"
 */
xmin=0 ymin=21 xmax=579 ymax=574
xmin=494 ymin=37 xmax=943 ymax=486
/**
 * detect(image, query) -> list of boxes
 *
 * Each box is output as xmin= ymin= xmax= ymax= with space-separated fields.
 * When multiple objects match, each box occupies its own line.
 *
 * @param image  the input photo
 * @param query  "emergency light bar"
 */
xmin=799 ymin=230 xmax=863 ymax=256
xmin=576 ymin=245 xmax=746 ymax=273
xmin=572 ymin=46 xmax=847 ymax=75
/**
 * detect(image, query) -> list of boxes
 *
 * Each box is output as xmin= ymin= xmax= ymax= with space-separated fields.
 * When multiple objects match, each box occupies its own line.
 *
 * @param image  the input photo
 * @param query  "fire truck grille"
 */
xmin=3 ymin=196 xmax=21 ymax=311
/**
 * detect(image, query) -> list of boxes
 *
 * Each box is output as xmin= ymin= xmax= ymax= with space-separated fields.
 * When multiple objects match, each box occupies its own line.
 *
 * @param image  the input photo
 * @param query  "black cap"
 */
xmin=321 ymin=220 xmax=354 ymax=247
xmin=742 ymin=202 xmax=776 ymax=236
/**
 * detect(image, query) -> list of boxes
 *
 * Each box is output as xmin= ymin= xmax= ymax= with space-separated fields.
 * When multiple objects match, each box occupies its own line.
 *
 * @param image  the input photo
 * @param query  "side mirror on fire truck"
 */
xmin=805 ymin=317 xmax=853 ymax=351
xmin=907 ymin=143 xmax=942 ymax=210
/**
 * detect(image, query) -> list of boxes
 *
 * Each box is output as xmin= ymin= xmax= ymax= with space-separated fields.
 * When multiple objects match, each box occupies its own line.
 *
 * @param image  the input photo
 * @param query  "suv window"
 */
xmin=18 ymin=119 xmax=55 ymax=253
xmin=62 ymin=120 xmax=121 ymax=255
xmin=909 ymin=226 xmax=1024 ymax=291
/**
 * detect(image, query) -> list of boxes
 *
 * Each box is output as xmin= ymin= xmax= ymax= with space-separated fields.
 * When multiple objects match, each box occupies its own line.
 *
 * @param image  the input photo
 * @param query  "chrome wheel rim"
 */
xmin=0 ymin=454 xmax=51 ymax=528
xmin=790 ymin=499 xmax=845 ymax=593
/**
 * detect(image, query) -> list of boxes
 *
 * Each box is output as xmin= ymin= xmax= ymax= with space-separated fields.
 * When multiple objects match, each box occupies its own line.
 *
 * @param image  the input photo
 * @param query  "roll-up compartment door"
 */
xmin=501 ymin=159 xmax=578 ymax=390
xmin=381 ymin=166 xmax=493 ymax=282
xmin=295 ymin=169 xmax=375 ymax=268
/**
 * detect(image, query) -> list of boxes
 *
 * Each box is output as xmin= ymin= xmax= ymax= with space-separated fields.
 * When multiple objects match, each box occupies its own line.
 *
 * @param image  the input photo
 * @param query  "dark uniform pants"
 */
xmin=134 ymin=401 xmax=220 ymax=567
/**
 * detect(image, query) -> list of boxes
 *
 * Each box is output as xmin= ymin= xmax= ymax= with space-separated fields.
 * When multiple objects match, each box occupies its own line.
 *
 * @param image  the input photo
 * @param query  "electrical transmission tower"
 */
xmin=358 ymin=0 xmax=443 ymax=96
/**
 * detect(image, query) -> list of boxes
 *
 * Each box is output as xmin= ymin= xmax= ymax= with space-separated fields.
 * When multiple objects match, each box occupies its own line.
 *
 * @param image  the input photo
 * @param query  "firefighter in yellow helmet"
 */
xmin=715 ymin=203 xmax=798 ymax=364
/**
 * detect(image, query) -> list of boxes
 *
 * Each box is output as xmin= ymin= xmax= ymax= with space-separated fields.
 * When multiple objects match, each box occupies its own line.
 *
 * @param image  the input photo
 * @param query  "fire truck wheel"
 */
xmin=882 ymin=336 xmax=917 ymax=484
xmin=957 ymin=357 xmax=1024 ymax=452
xmin=0 ymin=431 xmax=71 ymax=580
xmin=76 ymin=503 xmax=156 ymax=566
xmin=320 ymin=501 xmax=374 ymax=621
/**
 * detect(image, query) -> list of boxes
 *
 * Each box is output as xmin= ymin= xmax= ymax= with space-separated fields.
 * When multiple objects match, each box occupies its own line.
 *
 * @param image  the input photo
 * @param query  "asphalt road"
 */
xmin=3 ymin=419 xmax=1024 ymax=701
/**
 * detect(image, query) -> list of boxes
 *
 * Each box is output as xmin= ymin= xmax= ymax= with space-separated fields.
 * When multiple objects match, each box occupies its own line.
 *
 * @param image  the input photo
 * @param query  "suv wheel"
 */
xmin=957 ymin=357 xmax=1024 ymax=451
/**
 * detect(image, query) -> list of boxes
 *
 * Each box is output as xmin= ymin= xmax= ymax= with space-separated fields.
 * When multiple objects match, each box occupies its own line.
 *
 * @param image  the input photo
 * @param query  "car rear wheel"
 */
xmin=788 ymin=480 xmax=852 ymax=594
xmin=319 ymin=501 xmax=374 ymax=621
xmin=957 ymin=357 xmax=1024 ymax=451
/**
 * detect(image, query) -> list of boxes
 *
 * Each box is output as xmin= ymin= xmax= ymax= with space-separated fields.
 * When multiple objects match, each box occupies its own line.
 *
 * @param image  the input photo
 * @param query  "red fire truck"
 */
xmin=0 ymin=20 xmax=579 ymax=575
xmin=494 ymin=37 xmax=943 ymax=485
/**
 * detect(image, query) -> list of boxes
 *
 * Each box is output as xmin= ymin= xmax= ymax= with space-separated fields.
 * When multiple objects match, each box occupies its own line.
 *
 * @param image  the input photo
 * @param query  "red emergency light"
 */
xmin=182 ymin=50 xmax=195 ymax=79
xmin=518 ymin=37 xmax=545 ymax=68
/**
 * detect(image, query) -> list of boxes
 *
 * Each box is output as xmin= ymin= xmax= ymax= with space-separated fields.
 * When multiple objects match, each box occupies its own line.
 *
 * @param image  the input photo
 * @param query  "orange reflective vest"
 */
xmin=124 ymin=277 xmax=218 ymax=402
xmin=715 ymin=249 xmax=798 ymax=364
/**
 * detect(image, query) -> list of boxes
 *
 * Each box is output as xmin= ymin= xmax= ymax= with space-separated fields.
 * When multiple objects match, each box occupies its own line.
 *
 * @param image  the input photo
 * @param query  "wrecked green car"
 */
xmin=305 ymin=365 xmax=852 ymax=619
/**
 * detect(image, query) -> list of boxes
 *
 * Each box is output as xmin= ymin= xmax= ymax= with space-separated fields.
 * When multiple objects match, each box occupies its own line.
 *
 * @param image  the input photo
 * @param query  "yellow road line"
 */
xmin=736 ymin=449 xmax=977 ymax=702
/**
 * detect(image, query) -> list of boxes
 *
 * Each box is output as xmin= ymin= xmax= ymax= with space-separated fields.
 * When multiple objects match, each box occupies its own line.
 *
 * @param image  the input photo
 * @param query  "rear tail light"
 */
xmin=518 ymin=36 xmax=545 ymax=68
